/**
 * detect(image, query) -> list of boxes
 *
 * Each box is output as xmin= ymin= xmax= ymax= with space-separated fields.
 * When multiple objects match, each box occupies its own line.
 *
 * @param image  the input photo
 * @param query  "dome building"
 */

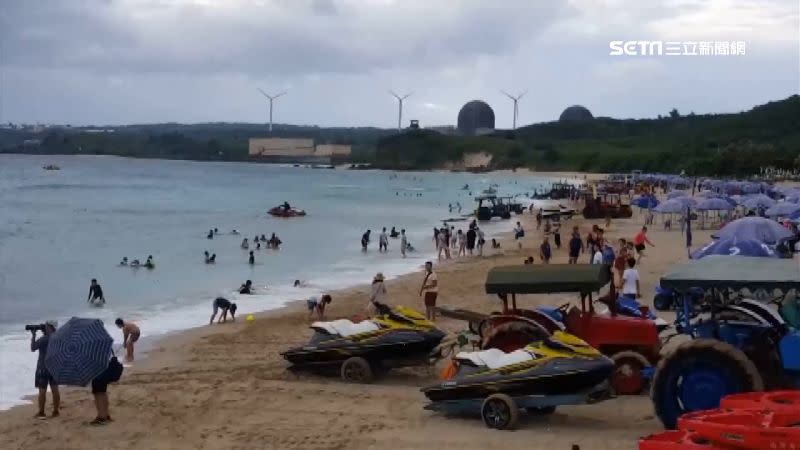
xmin=559 ymin=105 xmax=594 ymax=122
xmin=457 ymin=100 xmax=495 ymax=135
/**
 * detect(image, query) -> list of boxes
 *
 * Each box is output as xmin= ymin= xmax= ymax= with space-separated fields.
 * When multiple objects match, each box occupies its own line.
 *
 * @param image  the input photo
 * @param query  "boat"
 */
xmin=421 ymin=331 xmax=613 ymax=429
xmin=267 ymin=206 xmax=307 ymax=217
xmin=282 ymin=305 xmax=445 ymax=382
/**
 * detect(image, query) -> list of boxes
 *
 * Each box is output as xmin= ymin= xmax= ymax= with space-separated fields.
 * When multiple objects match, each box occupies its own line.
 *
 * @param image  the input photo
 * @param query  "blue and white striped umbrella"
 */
xmin=45 ymin=317 xmax=113 ymax=387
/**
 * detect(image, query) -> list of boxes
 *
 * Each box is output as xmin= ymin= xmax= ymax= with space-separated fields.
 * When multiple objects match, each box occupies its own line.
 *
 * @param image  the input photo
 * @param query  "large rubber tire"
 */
xmin=651 ymin=339 xmax=763 ymax=429
xmin=481 ymin=393 xmax=519 ymax=430
xmin=340 ymin=357 xmax=373 ymax=384
xmin=610 ymin=350 xmax=650 ymax=395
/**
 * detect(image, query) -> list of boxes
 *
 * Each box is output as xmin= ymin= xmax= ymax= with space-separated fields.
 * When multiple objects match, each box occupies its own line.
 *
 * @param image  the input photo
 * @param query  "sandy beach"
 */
xmin=0 ymin=199 xmax=716 ymax=450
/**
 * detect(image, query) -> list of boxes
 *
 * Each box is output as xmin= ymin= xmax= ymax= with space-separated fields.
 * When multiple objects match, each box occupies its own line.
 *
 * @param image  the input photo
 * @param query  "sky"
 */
xmin=1 ymin=0 xmax=798 ymax=128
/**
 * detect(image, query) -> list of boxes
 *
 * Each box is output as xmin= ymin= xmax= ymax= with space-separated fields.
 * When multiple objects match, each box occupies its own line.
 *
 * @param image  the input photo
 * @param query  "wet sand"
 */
xmin=0 ymin=199 xmax=715 ymax=450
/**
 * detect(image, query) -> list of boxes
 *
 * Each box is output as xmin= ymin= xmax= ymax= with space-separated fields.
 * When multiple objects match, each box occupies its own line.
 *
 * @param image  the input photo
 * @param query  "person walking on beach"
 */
xmin=400 ymin=229 xmax=408 ymax=258
xmin=536 ymin=209 xmax=542 ymax=230
xmin=568 ymin=228 xmax=583 ymax=264
xmin=436 ymin=228 xmax=447 ymax=261
xmin=443 ymin=228 xmax=452 ymax=259
xmin=361 ymin=230 xmax=371 ymax=252
xmin=87 ymin=279 xmax=105 ymax=306
xmin=31 ymin=321 xmax=60 ymax=418
xmin=476 ymin=227 xmax=485 ymax=256
xmin=420 ymin=261 xmax=438 ymax=321
xmin=450 ymin=226 xmax=457 ymax=251
xmin=633 ymin=226 xmax=655 ymax=261
xmin=457 ymin=229 xmax=466 ymax=257
xmin=553 ymin=224 xmax=562 ymax=249
xmin=379 ymin=227 xmax=389 ymax=252
xmin=114 ymin=318 xmax=140 ymax=363
xmin=514 ymin=221 xmax=525 ymax=249
xmin=621 ymin=258 xmax=641 ymax=300
xmin=466 ymin=226 xmax=476 ymax=256
xmin=539 ymin=237 xmax=552 ymax=264
xmin=368 ymin=273 xmax=387 ymax=315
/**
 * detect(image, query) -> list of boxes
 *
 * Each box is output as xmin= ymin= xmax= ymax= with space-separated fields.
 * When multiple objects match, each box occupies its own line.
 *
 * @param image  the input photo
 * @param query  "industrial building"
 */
xmin=248 ymin=138 xmax=351 ymax=163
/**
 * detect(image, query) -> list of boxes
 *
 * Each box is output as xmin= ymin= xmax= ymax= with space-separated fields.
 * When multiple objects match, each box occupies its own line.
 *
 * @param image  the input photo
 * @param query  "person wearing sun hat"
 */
xmin=368 ymin=272 xmax=387 ymax=315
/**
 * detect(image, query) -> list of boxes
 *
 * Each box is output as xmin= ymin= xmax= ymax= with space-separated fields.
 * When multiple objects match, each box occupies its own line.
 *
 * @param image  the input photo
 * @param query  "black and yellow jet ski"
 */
xmin=282 ymin=304 xmax=445 ymax=382
xmin=422 ymin=331 xmax=613 ymax=430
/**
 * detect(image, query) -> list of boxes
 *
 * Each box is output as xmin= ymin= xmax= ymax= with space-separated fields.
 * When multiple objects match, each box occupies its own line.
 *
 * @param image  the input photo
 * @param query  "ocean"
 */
xmin=0 ymin=154 xmax=557 ymax=409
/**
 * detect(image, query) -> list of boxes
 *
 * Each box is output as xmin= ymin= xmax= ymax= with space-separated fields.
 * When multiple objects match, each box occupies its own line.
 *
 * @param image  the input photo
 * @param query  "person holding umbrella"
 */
xmin=31 ymin=320 xmax=60 ymax=418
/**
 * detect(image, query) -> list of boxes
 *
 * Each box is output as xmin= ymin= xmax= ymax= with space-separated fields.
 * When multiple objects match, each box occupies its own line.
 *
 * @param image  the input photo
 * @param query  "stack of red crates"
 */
xmin=639 ymin=391 xmax=800 ymax=449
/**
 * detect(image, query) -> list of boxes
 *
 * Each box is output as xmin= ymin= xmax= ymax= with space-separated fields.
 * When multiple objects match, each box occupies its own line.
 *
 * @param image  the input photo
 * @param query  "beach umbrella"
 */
xmin=45 ymin=317 xmax=113 ymax=386
xmin=653 ymin=199 xmax=686 ymax=214
xmin=667 ymin=190 xmax=687 ymax=199
xmin=673 ymin=196 xmax=698 ymax=207
xmin=696 ymin=198 xmax=734 ymax=211
xmin=741 ymin=195 xmax=776 ymax=210
xmin=764 ymin=202 xmax=800 ymax=218
xmin=633 ymin=195 xmax=659 ymax=209
xmin=713 ymin=217 xmax=794 ymax=244
xmin=691 ymin=237 xmax=777 ymax=259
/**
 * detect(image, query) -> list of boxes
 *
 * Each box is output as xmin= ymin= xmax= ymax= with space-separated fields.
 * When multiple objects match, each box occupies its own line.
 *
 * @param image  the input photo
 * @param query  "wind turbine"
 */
xmin=501 ymin=90 xmax=527 ymax=130
xmin=257 ymin=89 xmax=287 ymax=133
xmin=389 ymin=90 xmax=412 ymax=132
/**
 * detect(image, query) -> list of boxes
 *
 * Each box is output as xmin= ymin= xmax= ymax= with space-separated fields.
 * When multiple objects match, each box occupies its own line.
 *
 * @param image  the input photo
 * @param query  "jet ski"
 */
xmin=268 ymin=206 xmax=306 ymax=217
xmin=282 ymin=304 xmax=445 ymax=382
xmin=422 ymin=331 xmax=613 ymax=430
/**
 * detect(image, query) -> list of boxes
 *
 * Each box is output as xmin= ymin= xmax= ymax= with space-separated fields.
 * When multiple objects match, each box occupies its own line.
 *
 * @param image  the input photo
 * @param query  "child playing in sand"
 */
xmin=307 ymin=294 xmax=332 ymax=320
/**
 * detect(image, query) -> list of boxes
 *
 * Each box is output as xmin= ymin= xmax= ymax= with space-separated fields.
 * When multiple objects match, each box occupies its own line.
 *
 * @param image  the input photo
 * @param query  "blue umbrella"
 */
xmin=741 ymin=195 xmax=776 ymax=210
xmin=667 ymin=190 xmax=687 ymax=199
xmin=713 ymin=217 xmax=794 ymax=244
xmin=696 ymin=197 xmax=734 ymax=211
xmin=45 ymin=317 xmax=113 ymax=386
xmin=691 ymin=237 xmax=777 ymax=259
xmin=653 ymin=199 xmax=686 ymax=213
xmin=765 ymin=202 xmax=800 ymax=218
xmin=673 ymin=196 xmax=698 ymax=207
xmin=633 ymin=195 xmax=659 ymax=209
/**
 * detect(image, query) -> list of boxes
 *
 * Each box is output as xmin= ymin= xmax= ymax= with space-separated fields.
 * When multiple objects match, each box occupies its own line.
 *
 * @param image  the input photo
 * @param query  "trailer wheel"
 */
xmin=610 ymin=350 xmax=650 ymax=395
xmin=651 ymin=339 xmax=762 ymax=429
xmin=481 ymin=393 xmax=519 ymax=430
xmin=340 ymin=357 xmax=373 ymax=384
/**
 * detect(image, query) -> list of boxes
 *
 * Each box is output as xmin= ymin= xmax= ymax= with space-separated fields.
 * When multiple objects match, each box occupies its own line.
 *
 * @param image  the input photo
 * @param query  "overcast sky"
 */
xmin=1 ymin=0 xmax=798 ymax=128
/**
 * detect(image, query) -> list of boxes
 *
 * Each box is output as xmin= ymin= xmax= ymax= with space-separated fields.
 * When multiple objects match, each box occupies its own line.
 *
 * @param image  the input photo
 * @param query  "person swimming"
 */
xmin=231 ymin=229 xmax=240 ymax=235
xmin=260 ymin=234 xmax=267 ymax=241
xmin=239 ymin=280 xmax=253 ymax=294
xmin=214 ymin=228 xmax=219 ymax=235
xmin=241 ymin=238 xmax=249 ymax=249
xmin=131 ymin=259 xmax=141 ymax=267
xmin=87 ymin=279 xmax=105 ymax=306
xmin=207 ymin=230 xmax=214 ymax=239
xmin=269 ymin=233 xmax=281 ymax=249
xmin=204 ymin=251 xmax=211 ymax=263
xmin=248 ymin=251 xmax=255 ymax=265
xmin=210 ymin=253 xmax=216 ymax=263
xmin=389 ymin=227 xmax=399 ymax=238
xmin=144 ymin=255 xmax=154 ymax=269
xmin=119 ymin=257 xmax=128 ymax=266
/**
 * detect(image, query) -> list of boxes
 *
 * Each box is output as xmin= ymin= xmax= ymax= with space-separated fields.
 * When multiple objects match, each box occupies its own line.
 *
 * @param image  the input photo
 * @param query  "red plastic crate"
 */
xmin=720 ymin=390 xmax=800 ymax=412
xmin=679 ymin=409 xmax=800 ymax=450
xmin=639 ymin=430 xmax=734 ymax=449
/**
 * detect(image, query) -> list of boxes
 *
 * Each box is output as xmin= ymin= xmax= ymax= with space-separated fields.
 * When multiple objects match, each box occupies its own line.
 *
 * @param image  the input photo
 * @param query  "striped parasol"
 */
xmin=45 ymin=317 xmax=113 ymax=387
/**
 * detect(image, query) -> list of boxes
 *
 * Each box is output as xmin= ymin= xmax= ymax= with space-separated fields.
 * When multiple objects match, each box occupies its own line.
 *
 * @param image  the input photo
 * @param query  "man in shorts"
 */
xmin=419 ymin=261 xmax=438 ymax=321
xmin=114 ymin=318 xmax=140 ymax=362
xmin=633 ymin=226 xmax=655 ymax=261
xmin=210 ymin=297 xmax=237 ymax=324
xmin=31 ymin=320 xmax=60 ymax=418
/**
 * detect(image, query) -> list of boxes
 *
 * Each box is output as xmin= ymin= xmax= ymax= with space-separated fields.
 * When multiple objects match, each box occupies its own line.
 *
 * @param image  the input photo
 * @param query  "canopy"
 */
xmin=660 ymin=255 xmax=800 ymax=292
xmin=741 ymin=194 xmax=775 ymax=210
xmin=765 ymin=202 xmax=800 ymax=218
xmin=485 ymin=264 xmax=611 ymax=295
xmin=713 ymin=217 xmax=794 ymax=244
xmin=696 ymin=198 xmax=734 ymax=211
xmin=652 ymin=199 xmax=686 ymax=214
xmin=690 ymin=237 xmax=778 ymax=259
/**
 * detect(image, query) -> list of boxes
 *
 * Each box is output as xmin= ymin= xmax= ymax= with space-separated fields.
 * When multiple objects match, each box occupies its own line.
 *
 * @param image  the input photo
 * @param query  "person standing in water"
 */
xmin=379 ymin=227 xmax=389 ymax=253
xmin=114 ymin=318 xmax=140 ymax=362
xmin=87 ymin=279 xmax=105 ymax=306
xmin=248 ymin=251 xmax=255 ymax=265
xmin=241 ymin=238 xmax=249 ymax=249
xmin=400 ymin=229 xmax=408 ymax=258
xmin=361 ymin=230 xmax=371 ymax=252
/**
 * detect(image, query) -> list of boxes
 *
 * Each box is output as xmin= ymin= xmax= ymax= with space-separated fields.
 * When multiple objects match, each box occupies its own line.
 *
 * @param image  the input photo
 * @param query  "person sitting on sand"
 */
xmin=119 ymin=257 xmax=128 ymax=266
xmin=114 ymin=318 xmax=140 ymax=362
xmin=307 ymin=294 xmax=332 ymax=320
xmin=239 ymin=280 xmax=253 ymax=295
xmin=210 ymin=297 xmax=237 ymax=324
xmin=524 ymin=256 xmax=534 ymax=265
xmin=491 ymin=238 xmax=501 ymax=249
xmin=241 ymin=238 xmax=249 ymax=249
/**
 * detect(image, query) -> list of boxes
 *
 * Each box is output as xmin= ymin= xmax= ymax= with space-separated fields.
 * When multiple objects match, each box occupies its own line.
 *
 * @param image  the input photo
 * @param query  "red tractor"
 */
xmin=439 ymin=264 xmax=661 ymax=395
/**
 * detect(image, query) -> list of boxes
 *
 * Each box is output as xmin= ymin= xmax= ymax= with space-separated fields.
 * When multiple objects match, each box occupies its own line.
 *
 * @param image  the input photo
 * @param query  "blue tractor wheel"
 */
xmin=651 ymin=339 xmax=763 ymax=429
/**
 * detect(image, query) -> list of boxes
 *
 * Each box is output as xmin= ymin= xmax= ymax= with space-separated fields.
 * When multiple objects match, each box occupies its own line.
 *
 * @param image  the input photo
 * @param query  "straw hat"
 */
xmin=374 ymin=272 xmax=385 ymax=282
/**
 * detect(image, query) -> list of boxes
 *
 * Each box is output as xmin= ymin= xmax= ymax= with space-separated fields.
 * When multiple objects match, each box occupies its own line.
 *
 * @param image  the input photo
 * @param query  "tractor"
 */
xmin=437 ymin=264 xmax=663 ymax=395
xmin=651 ymin=255 xmax=800 ymax=429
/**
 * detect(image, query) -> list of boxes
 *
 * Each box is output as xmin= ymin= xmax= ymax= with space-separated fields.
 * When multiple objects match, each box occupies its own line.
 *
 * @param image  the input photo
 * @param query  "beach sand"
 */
xmin=0 ymin=202 xmax=715 ymax=450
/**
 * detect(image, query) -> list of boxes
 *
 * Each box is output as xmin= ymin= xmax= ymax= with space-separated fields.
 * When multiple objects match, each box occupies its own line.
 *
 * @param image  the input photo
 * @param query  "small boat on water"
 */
xmin=42 ymin=164 xmax=60 ymax=171
xmin=268 ymin=206 xmax=307 ymax=217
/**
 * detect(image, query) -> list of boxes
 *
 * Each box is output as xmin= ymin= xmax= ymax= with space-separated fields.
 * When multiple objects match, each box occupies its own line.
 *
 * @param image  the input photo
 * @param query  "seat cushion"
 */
xmin=312 ymin=319 xmax=379 ymax=337
xmin=456 ymin=348 xmax=533 ymax=369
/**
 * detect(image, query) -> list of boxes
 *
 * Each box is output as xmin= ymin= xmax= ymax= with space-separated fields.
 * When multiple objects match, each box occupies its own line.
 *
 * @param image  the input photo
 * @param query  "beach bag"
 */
xmin=104 ymin=355 xmax=124 ymax=383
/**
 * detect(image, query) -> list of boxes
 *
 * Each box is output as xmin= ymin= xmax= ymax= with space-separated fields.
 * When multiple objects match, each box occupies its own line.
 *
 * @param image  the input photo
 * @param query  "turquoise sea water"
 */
xmin=0 ymin=154 xmax=554 ymax=408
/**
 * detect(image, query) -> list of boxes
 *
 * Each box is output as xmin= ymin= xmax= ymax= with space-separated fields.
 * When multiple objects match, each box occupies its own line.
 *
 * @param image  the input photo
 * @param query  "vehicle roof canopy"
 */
xmin=660 ymin=255 xmax=800 ymax=292
xmin=485 ymin=264 xmax=611 ymax=295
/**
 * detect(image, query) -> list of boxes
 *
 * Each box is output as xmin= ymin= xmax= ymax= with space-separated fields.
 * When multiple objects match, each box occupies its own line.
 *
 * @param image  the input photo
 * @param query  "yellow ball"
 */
xmin=246 ymin=314 xmax=255 ymax=322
